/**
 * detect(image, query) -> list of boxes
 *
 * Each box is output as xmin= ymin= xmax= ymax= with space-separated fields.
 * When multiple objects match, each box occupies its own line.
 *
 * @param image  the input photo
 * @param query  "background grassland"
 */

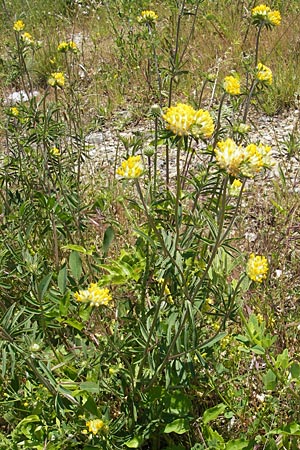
xmin=1 ymin=0 xmax=300 ymax=120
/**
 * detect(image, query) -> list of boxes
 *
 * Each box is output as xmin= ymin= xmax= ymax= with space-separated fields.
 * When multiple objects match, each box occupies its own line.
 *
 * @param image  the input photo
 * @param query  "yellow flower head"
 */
xmin=57 ymin=41 xmax=78 ymax=53
xmin=163 ymin=103 xmax=196 ymax=136
xmin=137 ymin=10 xmax=158 ymax=24
xmin=163 ymin=103 xmax=214 ymax=138
xmin=256 ymin=63 xmax=272 ymax=85
xmin=116 ymin=155 xmax=143 ymax=178
xmin=68 ymin=41 xmax=78 ymax=53
xmin=57 ymin=41 xmax=69 ymax=52
xmin=13 ymin=20 xmax=25 ymax=32
xmin=223 ymin=75 xmax=241 ymax=96
xmin=215 ymin=138 xmax=245 ymax=177
xmin=216 ymin=138 xmax=272 ymax=178
xmin=21 ymin=32 xmax=34 ymax=45
xmin=86 ymin=419 xmax=106 ymax=435
xmin=74 ymin=284 xmax=112 ymax=307
xmin=267 ymin=10 xmax=281 ymax=26
xmin=229 ymin=179 xmax=242 ymax=196
xmin=247 ymin=253 xmax=269 ymax=282
xmin=191 ymin=109 xmax=215 ymax=139
xmin=48 ymin=72 xmax=65 ymax=87
xmin=10 ymin=107 xmax=19 ymax=117
xmin=50 ymin=146 xmax=60 ymax=156
xmin=252 ymin=4 xmax=281 ymax=27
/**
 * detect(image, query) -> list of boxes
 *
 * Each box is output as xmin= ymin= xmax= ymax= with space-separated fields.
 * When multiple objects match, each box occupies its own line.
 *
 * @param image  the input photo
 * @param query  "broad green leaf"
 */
xmin=263 ymin=369 xmax=277 ymax=391
xmin=37 ymin=272 xmax=53 ymax=300
xmin=203 ymin=403 xmax=226 ymax=425
xmin=225 ymin=438 xmax=249 ymax=449
xmin=64 ymin=318 xmax=84 ymax=331
xmin=164 ymin=418 xmax=189 ymax=434
xmin=80 ymin=381 xmax=100 ymax=393
xmin=200 ymin=332 xmax=227 ymax=349
xmin=125 ymin=436 xmax=144 ymax=448
xmin=268 ymin=422 xmax=300 ymax=436
xmin=290 ymin=362 xmax=300 ymax=379
xmin=82 ymin=396 xmax=99 ymax=416
xmin=69 ymin=251 xmax=82 ymax=280
xmin=57 ymin=265 xmax=67 ymax=294
xmin=251 ymin=345 xmax=265 ymax=355
xmin=102 ymin=225 xmax=115 ymax=256
xmin=63 ymin=244 xmax=93 ymax=255
xmin=276 ymin=348 xmax=289 ymax=370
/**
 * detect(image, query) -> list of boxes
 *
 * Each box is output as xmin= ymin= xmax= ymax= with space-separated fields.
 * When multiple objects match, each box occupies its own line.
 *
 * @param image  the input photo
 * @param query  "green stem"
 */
xmin=191 ymin=176 xmax=229 ymax=302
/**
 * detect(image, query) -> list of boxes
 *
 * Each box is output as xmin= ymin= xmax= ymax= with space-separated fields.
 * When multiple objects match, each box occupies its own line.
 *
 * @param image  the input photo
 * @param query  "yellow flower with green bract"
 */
xmin=163 ymin=103 xmax=214 ymax=138
xmin=21 ymin=32 xmax=34 ymax=45
xmin=223 ymin=75 xmax=241 ymax=96
xmin=247 ymin=254 xmax=269 ymax=282
xmin=86 ymin=419 xmax=108 ymax=435
xmin=10 ymin=107 xmax=19 ymax=117
xmin=229 ymin=179 xmax=242 ymax=196
xmin=215 ymin=138 xmax=272 ymax=178
xmin=215 ymin=138 xmax=244 ymax=177
xmin=50 ymin=147 xmax=60 ymax=156
xmin=13 ymin=20 xmax=25 ymax=31
xmin=251 ymin=4 xmax=281 ymax=27
xmin=137 ymin=10 xmax=158 ymax=24
xmin=74 ymin=284 xmax=112 ymax=307
xmin=256 ymin=63 xmax=272 ymax=85
xmin=48 ymin=72 xmax=65 ymax=87
xmin=116 ymin=155 xmax=143 ymax=178
xmin=57 ymin=40 xmax=78 ymax=53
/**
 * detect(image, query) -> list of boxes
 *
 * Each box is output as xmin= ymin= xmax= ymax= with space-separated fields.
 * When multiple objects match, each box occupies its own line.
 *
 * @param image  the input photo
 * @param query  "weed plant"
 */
xmin=1 ymin=1 xmax=300 ymax=449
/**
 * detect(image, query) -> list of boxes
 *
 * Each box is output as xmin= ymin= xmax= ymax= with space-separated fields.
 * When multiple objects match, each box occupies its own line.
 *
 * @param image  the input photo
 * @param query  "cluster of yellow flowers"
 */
xmin=85 ymin=419 xmax=108 ymax=435
xmin=116 ymin=155 xmax=143 ymax=178
xmin=13 ymin=21 xmax=35 ymax=46
xmin=21 ymin=32 xmax=34 ymax=45
xmin=247 ymin=254 xmax=269 ymax=282
xmin=50 ymin=147 xmax=60 ymax=156
xmin=223 ymin=75 xmax=241 ymax=96
xmin=48 ymin=72 xmax=65 ymax=88
xmin=215 ymin=138 xmax=272 ymax=178
xmin=251 ymin=4 xmax=281 ymax=27
xmin=163 ymin=103 xmax=214 ymax=138
xmin=57 ymin=41 xmax=78 ymax=54
xmin=256 ymin=62 xmax=273 ymax=85
xmin=137 ymin=10 xmax=158 ymax=24
xmin=10 ymin=107 xmax=19 ymax=117
xmin=74 ymin=283 xmax=112 ymax=307
xmin=13 ymin=20 xmax=25 ymax=32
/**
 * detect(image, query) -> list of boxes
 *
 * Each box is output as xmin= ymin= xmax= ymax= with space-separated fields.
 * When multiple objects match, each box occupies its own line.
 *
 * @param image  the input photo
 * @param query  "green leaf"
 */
xmin=200 ymin=332 xmax=227 ymax=349
xmin=64 ymin=318 xmax=84 ymax=331
xmin=37 ymin=272 xmax=53 ymax=300
xmin=203 ymin=403 xmax=227 ymax=425
xmin=290 ymin=362 xmax=300 ymax=379
xmin=57 ymin=265 xmax=67 ymax=294
xmin=164 ymin=418 xmax=189 ymax=435
xmin=63 ymin=244 xmax=93 ymax=255
xmin=225 ymin=438 xmax=250 ymax=449
xmin=102 ymin=225 xmax=115 ymax=256
xmin=276 ymin=348 xmax=289 ymax=370
xmin=125 ymin=436 xmax=144 ymax=448
xmin=251 ymin=345 xmax=265 ymax=355
xmin=268 ymin=422 xmax=300 ymax=436
xmin=80 ymin=381 xmax=100 ymax=393
xmin=69 ymin=251 xmax=82 ymax=280
xmin=82 ymin=396 xmax=99 ymax=416
xmin=263 ymin=369 xmax=277 ymax=391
